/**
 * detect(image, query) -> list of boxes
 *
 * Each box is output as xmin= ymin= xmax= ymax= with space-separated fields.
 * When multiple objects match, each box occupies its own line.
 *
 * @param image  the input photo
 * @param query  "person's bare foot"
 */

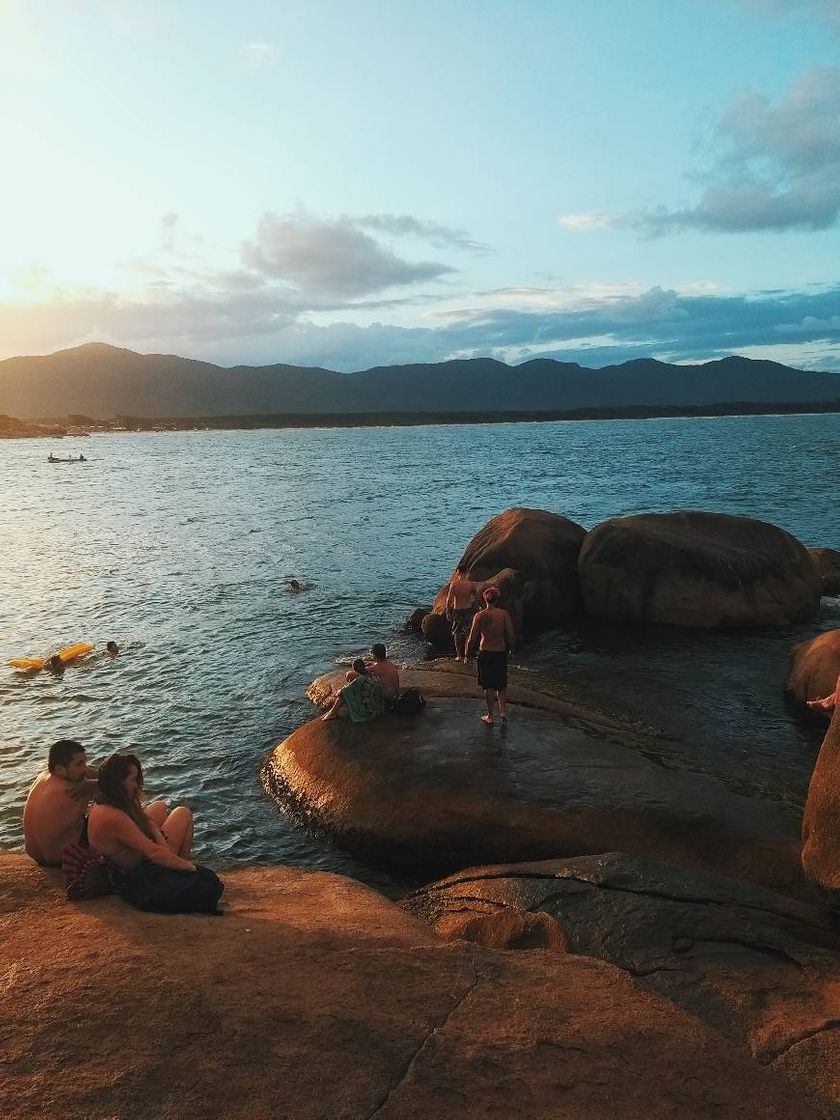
xmin=480 ymin=714 xmax=494 ymax=725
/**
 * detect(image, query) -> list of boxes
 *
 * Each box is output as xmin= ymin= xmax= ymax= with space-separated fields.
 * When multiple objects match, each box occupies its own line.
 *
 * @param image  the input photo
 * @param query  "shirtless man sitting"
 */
xmin=446 ymin=565 xmax=479 ymax=662
xmin=23 ymin=740 xmax=100 ymax=866
xmin=23 ymin=739 xmax=186 ymax=866
xmin=367 ymin=644 xmax=400 ymax=702
xmin=465 ymin=587 xmax=516 ymax=725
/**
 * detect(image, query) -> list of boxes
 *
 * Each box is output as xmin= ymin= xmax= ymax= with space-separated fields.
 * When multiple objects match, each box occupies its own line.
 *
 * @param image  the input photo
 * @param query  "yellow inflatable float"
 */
xmin=8 ymin=642 xmax=94 ymax=671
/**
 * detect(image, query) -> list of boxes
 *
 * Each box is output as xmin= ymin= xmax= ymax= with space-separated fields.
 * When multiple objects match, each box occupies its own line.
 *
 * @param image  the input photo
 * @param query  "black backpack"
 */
xmin=391 ymin=687 xmax=426 ymax=715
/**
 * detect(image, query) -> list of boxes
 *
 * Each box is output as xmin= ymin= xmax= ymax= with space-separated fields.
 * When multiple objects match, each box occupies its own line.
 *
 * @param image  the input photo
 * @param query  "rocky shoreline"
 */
xmin=4 ymin=505 xmax=839 ymax=1118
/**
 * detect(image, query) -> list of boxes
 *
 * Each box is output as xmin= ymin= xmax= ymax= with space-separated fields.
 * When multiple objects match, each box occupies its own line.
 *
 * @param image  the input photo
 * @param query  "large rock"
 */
xmin=1 ymin=854 xmax=822 ymax=1120
xmin=810 ymin=548 xmax=840 ymax=596
xmin=578 ymin=510 xmax=820 ymax=627
xmin=786 ymin=630 xmax=840 ymax=708
xmin=420 ymin=508 xmax=587 ymax=649
xmin=403 ymin=853 xmax=840 ymax=1119
xmin=802 ymin=704 xmax=840 ymax=896
xmin=264 ymin=686 xmax=806 ymax=897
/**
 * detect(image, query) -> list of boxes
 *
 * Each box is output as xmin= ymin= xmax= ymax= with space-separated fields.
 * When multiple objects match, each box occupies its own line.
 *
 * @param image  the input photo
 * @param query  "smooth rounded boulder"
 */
xmin=802 ymin=704 xmax=840 ymax=897
xmin=403 ymin=853 xmax=840 ymax=1120
xmin=420 ymin=507 xmax=587 ymax=649
xmin=809 ymin=547 xmax=840 ymax=596
xmin=578 ymin=510 xmax=820 ymax=627
xmin=786 ymin=630 xmax=840 ymax=708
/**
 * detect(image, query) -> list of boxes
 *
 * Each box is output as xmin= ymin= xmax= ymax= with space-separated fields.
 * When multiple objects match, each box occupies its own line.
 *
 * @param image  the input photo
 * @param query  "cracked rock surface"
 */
xmin=403 ymin=852 xmax=840 ymax=1119
xmin=0 ymin=854 xmax=826 ymax=1120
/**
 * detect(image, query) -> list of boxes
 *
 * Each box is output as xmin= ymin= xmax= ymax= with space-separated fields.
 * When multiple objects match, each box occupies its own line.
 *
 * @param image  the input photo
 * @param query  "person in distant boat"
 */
xmin=321 ymin=659 xmax=385 ymax=722
xmin=808 ymin=677 xmax=838 ymax=715
xmin=79 ymin=454 xmax=86 ymax=462
xmin=23 ymin=740 xmax=100 ymax=867
xmin=105 ymin=641 xmax=119 ymax=657
xmin=465 ymin=586 xmax=516 ymax=725
xmin=446 ymin=565 xmax=479 ymax=662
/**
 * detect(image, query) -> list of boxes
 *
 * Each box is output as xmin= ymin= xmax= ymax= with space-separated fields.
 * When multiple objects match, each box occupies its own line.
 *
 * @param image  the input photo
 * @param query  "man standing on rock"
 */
xmin=465 ymin=587 xmax=516 ymax=725
xmin=23 ymin=740 xmax=100 ymax=866
xmin=445 ymin=565 xmax=479 ymax=662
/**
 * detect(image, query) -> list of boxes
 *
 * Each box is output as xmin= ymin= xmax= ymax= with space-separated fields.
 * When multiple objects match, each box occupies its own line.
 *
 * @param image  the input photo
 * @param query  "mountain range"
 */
xmin=1 ymin=342 xmax=839 ymax=419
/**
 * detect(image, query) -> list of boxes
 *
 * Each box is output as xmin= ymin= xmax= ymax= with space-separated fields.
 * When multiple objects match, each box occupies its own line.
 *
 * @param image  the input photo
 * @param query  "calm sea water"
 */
xmin=1 ymin=415 xmax=838 ymax=889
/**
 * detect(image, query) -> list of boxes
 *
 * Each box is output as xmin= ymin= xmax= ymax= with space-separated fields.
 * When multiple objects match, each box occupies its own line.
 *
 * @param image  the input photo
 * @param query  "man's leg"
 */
xmin=162 ymin=806 xmax=194 ymax=857
xmin=481 ymin=688 xmax=496 ymax=725
xmin=498 ymin=689 xmax=508 ymax=721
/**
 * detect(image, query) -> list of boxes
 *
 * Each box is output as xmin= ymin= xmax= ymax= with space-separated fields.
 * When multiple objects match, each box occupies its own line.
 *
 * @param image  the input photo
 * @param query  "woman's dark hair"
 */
xmin=352 ymin=658 xmax=367 ymax=674
xmin=96 ymin=753 xmax=155 ymax=839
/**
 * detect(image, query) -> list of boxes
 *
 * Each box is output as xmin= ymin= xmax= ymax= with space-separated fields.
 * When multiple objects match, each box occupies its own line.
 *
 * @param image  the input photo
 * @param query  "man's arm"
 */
xmin=445 ymin=581 xmax=455 ymax=620
xmin=504 ymin=611 xmax=516 ymax=653
xmin=464 ymin=614 xmax=480 ymax=661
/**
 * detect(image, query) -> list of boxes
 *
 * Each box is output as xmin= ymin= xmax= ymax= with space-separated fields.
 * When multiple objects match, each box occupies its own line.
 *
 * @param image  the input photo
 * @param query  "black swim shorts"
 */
xmin=451 ymin=608 xmax=475 ymax=640
xmin=477 ymin=650 xmax=508 ymax=692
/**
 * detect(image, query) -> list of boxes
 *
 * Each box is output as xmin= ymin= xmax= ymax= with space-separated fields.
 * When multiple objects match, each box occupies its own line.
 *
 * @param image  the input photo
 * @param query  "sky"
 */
xmin=1 ymin=0 xmax=839 ymax=372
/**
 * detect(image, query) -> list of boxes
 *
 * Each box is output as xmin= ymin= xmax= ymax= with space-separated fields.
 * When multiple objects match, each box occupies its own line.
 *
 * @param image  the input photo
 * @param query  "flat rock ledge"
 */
xmin=403 ymin=853 xmax=840 ymax=1120
xmin=0 ymin=853 xmax=827 ymax=1120
xmin=264 ymin=665 xmax=806 ymax=897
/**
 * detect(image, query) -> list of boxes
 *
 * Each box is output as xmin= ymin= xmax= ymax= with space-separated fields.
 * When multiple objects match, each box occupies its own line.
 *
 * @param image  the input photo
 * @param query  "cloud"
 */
xmin=240 ymin=211 xmax=456 ymax=297
xmin=355 ymin=214 xmax=492 ymax=253
xmin=237 ymin=42 xmax=277 ymax=71
xmin=2 ymin=280 xmax=840 ymax=372
xmin=160 ymin=213 xmax=179 ymax=253
xmin=627 ymin=67 xmax=840 ymax=235
xmin=557 ymin=212 xmax=616 ymax=230
xmin=724 ymin=0 xmax=840 ymax=30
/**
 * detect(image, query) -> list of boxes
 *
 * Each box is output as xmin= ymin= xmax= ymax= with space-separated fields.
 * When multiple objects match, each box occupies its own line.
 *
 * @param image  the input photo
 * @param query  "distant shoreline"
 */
xmin=3 ymin=399 xmax=840 ymax=438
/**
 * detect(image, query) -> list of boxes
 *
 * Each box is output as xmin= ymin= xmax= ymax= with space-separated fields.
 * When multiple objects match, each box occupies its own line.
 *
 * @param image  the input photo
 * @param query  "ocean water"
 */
xmin=1 ymin=414 xmax=837 ymax=889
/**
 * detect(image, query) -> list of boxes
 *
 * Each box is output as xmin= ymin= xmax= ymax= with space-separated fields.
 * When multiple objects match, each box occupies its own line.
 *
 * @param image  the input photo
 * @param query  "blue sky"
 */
xmin=1 ymin=0 xmax=839 ymax=370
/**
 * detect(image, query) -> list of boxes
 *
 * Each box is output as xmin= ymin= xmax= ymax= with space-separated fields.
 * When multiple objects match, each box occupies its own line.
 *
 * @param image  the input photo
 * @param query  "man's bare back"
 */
xmin=446 ymin=570 xmax=478 ymax=612
xmin=469 ymin=605 xmax=515 ymax=652
xmin=23 ymin=772 xmax=93 ymax=866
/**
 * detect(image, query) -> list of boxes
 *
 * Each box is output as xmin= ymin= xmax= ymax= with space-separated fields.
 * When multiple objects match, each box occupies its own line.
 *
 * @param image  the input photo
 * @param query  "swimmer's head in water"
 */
xmin=369 ymin=644 xmax=386 ymax=660
xmin=106 ymin=641 xmax=118 ymax=655
xmin=482 ymin=586 xmax=500 ymax=604
xmin=289 ymin=579 xmax=301 ymax=590
xmin=48 ymin=654 xmax=63 ymax=670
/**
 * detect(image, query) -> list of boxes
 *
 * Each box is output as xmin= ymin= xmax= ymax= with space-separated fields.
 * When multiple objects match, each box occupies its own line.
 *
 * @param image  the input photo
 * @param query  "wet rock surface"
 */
xmin=578 ymin=510 xmax=820 ymax=627
xmin=266 ymin=668 xmax=805 ymax=896
xmin=2 ymin=853 xmax=824 ymax=1120
xmin=403 ymin=852 xmax=840 ymax=1119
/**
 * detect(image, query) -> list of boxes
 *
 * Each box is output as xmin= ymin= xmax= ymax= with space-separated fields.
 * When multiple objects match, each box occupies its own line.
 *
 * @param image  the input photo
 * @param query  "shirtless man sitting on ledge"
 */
xmin=23 ymin=739 xmax=191 ymax=867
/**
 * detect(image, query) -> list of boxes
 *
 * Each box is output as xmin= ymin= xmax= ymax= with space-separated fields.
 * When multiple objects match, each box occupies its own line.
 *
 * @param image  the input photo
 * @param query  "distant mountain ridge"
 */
xmin=1 ymin=342 xmax=839 ymax=419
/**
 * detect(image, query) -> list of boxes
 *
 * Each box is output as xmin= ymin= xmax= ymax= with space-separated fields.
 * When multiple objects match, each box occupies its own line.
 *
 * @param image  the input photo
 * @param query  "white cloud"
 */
xmin=237 ymin=42 xmax=277 ymax=71
xmin=240 ymin=211 xmax=456 ymax=297
xmin=557 ymin=211 xmax=617 ymax=230
xmin=626 ymin=66 xmax=840 ymax=235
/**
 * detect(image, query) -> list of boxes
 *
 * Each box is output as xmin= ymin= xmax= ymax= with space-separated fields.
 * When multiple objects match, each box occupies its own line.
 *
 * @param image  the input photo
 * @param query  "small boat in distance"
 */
xmin=47 ymin=453 xmax=88 ymax=463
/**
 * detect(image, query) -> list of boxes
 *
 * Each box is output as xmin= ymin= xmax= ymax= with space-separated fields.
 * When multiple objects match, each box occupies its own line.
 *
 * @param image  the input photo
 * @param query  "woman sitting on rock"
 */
xmin=322 ymin=659 xmax=385 ymax=723
xmin=88 ymin=753 xmax=223 ymax=914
